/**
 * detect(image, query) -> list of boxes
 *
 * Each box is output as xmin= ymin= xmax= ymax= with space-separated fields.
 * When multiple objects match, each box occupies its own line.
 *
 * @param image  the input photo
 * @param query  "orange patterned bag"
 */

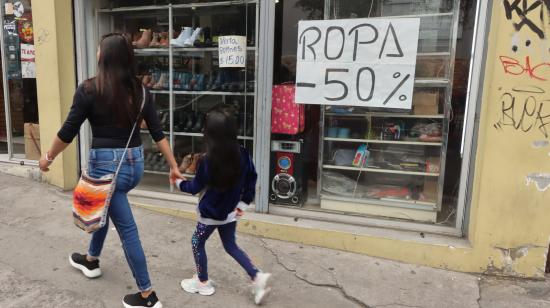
xmin=72 ymin=86 xmax=145 ymax=233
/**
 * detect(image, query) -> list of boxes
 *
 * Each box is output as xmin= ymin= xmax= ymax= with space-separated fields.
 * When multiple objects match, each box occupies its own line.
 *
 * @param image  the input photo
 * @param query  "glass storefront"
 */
xmin=76 ymin=0 xmax=482 ymax=233
xmin=269 ymin=0 xmax=478 ymax=227
xmin=0 ymin=0 xmax=39 ymax=162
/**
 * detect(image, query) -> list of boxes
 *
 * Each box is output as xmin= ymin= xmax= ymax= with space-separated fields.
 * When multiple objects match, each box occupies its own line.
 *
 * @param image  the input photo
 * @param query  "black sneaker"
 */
xmin=123 ymin=291 xmax=162 ymax=308
xmin=69 ymin=253 xmax=102 ymax=278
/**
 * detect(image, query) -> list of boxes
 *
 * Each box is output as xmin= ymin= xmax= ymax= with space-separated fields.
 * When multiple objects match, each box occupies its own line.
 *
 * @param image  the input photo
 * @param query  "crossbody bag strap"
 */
xmin=114 ymin=86 xmax=147 ymax=177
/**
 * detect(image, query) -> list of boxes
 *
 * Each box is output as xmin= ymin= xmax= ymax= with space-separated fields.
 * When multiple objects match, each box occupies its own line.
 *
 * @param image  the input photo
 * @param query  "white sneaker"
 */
xmin=183 ymin=27 xmax=202 ymax=47
xmin=181 ymin=275 xmax=215 ymax=296
xmin=253 ymin=272 xmax=272 ymax=305
xmin=171 ymin=27 xmax=193 ymax=47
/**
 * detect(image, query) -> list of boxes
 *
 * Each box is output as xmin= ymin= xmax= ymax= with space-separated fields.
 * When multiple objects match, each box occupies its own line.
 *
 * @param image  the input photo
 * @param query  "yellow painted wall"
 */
xmin=34 ymin=0 xmax=78 ymax=189
xmin=465 ymin=0 xmax=550 ymax=277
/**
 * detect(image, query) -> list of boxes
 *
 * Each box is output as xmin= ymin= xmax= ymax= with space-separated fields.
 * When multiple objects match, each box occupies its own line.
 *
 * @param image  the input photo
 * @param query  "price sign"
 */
xmin=219 ymin=36 xmax=246 ymax=68
xmin=295 ymin=18 xmax=420 ymax=109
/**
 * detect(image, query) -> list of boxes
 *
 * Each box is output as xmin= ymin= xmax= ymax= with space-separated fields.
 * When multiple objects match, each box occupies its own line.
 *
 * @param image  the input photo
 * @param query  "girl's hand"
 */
xmin=39 ymin=158 xmax=52 ymax=172
xmin=170 ymin=168 xmax=185 ymax=184
xmin=236 ymin=208 xmax=244 ymax=217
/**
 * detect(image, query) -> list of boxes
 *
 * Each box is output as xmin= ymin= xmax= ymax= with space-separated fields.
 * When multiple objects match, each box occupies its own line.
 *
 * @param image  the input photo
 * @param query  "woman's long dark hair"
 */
xmin=203 ymin=105 xmax=242 ymax=191
xmin=95 ymin=33 xmax=141 ymax=127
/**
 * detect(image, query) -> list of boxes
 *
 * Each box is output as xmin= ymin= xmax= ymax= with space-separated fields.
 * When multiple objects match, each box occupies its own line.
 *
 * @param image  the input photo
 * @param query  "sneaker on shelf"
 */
xmin=253 ymin=272 xmax=272 ymax=305
xmin=171 ymin=27 xmax=193 ymax=47
xmin=123 ymin=291 xmax=162 ymax=308
xmin=181 ymin=275 xmax=215 ymax=296
xmin=69 ymin=253 xmax=102 ymax=278
xmin=183 ymin=27 xmax=202 ymax=47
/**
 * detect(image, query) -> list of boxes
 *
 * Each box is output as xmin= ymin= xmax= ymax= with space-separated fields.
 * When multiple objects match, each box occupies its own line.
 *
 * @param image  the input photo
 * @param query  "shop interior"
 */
xmin=95 ymin=0 xmax=257 ymax=193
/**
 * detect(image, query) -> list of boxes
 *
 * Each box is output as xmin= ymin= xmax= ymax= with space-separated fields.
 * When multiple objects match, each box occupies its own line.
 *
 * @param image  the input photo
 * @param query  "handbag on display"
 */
xmin=72 ymin=86 xmax=146 ymax=233
xmin=271 ymin=83 xmax=305 ymax=135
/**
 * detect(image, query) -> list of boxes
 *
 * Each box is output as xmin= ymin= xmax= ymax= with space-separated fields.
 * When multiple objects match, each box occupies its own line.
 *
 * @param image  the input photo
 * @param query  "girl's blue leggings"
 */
xmin=192 ymin=221 xmax=259 ymax=282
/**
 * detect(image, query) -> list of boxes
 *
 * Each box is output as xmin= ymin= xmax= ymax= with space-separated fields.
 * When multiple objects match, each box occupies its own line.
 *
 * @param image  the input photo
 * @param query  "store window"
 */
xmin=269 ymin=0 xmax=477 ymax=227
xmin=93 ymin=0 xmax=257 ymax=193
xmin=0 ymin=0 xmax=39 ymax=162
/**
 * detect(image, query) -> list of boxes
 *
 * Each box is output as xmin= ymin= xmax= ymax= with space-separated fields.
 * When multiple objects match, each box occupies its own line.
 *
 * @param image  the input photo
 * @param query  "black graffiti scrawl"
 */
xmin=503 ymin=0 xmax=550 ymax=39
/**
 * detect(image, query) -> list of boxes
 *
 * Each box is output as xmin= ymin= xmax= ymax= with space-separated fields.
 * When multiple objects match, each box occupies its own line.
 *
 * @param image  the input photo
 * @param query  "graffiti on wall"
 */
xmin=503 ymin=0 xmax=550 ymax=39
xmin=494 ymin=86 xmax=550 ymax=138
xmin=497 ymin=1 xmax=550 ymax=192
xmin=496 ymin=0 xmax=550 ymax=137
xmin=499 ymin=56 xmax=550 ymax=80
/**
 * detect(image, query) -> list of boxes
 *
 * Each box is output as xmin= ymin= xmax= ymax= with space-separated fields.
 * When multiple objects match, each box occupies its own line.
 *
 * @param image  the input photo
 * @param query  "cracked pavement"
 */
xmin=0 ymin=173 xmax=549 ymax=308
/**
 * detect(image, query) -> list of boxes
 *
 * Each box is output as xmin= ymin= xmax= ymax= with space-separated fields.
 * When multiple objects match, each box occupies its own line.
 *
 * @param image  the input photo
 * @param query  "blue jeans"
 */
xmin=86 ymin=146 xmax=152 ymax=292
xmin=192 ymin=222 xmax=259 ymax=282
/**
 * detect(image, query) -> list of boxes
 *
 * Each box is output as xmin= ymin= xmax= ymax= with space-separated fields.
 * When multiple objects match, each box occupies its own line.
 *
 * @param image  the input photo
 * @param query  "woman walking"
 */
xmin=39 ymin=33 xmax=181 ymax=308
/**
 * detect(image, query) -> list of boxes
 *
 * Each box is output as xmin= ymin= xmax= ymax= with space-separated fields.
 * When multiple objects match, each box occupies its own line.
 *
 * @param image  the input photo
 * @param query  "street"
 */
xmin=0 ymin=173 xmax=549 ymax=308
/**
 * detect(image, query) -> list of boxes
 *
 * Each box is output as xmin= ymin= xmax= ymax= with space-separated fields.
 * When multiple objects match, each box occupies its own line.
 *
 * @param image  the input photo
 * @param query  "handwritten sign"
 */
xmin=295 ymin=18 xmax=420 ymax=109
xmin=219 ymin=36 xmax=246 ymax=68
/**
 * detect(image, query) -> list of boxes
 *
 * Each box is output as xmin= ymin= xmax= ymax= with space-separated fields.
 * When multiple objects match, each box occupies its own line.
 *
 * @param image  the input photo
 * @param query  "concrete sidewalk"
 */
xmin=0 ymin=173 xmax=548 ymax=308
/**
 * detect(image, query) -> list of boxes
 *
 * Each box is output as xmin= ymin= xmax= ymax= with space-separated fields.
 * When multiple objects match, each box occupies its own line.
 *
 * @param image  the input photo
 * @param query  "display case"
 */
xmin=319 ymin=0 xmax=459 ymax=222
xmin=96 ymin=0 xmax=258 ymax=192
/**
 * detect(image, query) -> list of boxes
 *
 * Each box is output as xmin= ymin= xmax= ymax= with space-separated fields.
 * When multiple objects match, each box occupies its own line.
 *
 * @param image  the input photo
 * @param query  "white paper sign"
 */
xmin=295 ymin=18 xmax=420 ymax=109
xmin=219 ymin=36 xmax=246 ymax=68
xmin=20 ymin=43 xmax=35 ymax=78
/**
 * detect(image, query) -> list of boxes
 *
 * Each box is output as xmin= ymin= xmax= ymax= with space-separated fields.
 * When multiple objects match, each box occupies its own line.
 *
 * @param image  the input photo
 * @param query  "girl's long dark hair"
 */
xmin=95 ymin=33 xmax=141 ymax=127
xmin=203 ymin=105 xmax=242 ymax=191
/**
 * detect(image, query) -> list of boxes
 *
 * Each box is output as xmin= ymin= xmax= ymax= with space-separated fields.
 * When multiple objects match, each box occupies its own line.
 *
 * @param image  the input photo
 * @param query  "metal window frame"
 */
xmin=74 ymin=0 xmax=265 ymax=197
xmin=257 ymin=0 xmax=492 ymax=236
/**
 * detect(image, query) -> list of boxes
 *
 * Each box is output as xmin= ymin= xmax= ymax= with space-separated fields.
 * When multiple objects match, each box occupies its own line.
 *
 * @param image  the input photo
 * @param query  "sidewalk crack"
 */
xmin=260 ymin=239 xmax=371 ymax=308
xmin=372 ymin=304 xmax=423 ymax=308
xmin=476 ymin=277 xmax=482 ymax=308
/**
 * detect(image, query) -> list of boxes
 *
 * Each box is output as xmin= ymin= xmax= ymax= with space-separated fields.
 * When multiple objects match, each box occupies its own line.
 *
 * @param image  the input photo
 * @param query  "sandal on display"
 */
xmin=133 ymin=29 xmax=152 ymax=49
xmin=179 ymin=154 xmax=193 ymax=173
xmin=149 ymin=32 xmax=160 ymax=48
xmin=185 ymin=154 xmax=201 ymax=175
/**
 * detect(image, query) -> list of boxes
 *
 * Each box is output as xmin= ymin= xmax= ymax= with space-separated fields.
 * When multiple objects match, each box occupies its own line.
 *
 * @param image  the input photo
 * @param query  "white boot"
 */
xmin=171 ymin=27 xmax=193 ymax=47
xmin=183 ymin=27 xmax=202 ymax=47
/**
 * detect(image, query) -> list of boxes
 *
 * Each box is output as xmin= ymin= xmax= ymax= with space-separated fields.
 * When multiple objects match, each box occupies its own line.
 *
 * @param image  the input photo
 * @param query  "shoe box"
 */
xmin=412 ymin=90 xmax=439 ymax=115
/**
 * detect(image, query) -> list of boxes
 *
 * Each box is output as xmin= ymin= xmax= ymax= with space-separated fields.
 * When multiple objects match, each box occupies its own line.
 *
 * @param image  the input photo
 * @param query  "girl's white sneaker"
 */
xmin=253 ymin=272 xmax=272 ymax=305
xmin=181 ymin=275 xmax=215 ymax=296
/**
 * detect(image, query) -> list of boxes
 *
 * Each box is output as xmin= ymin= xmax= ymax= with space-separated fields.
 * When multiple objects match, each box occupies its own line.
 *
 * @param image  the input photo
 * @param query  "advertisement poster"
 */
xmin=295 ymin=18 xmax=420 ymax=109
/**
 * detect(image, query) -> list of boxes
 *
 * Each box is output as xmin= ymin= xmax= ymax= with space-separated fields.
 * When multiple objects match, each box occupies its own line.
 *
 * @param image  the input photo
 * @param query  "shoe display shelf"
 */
xmin=318 ymin=0 xmax=460 ymax=223
xmin=96 ymin=0 xmax=258 ymax=192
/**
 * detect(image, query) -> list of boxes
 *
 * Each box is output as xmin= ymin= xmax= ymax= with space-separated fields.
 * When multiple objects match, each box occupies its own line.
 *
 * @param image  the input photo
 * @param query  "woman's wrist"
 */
xmin=45 ymin=151 xmax=55 ymax=163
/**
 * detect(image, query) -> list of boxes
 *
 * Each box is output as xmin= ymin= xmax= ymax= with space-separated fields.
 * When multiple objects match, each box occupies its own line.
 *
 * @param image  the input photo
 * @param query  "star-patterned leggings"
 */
xmin=191 ymin=221 xmax=259 ymax=282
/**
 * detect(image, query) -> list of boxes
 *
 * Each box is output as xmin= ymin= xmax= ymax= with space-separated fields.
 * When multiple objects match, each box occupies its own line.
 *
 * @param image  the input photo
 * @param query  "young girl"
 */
xmin=174 ymin=105 xmax=272 ymax=305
